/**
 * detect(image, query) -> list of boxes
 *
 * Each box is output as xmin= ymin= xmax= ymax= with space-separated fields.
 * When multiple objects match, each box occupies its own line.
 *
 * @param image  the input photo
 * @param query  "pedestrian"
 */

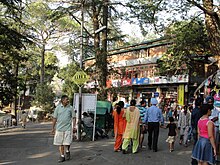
xmin=20 ymin=111 xmax=28 ymax=129
xmin=112 ymin=96 xmax=118 ymax=109
xmin=122 ymin=99 xmax=140 ymax=154
xmin=191 ymin=104 xmax=216 ymax=165
xmin=82 ymin=112 xmax=108 ymax=140
xmin=145 ymin=97 xmax=164 ymax=152
xmin=209 ymin=95 xmax=220 ymax=157
xmin=187 ymin=106 xmax=193 ymax=143
xmin=51 ymin=95 xmax=76 ymax=163
xmin=164 ymin=104 xmax=169 ymax=121
xmin=178 ymin=105 xmax=191 ymax=147
xmin=167 ymin=107 xmax=173 ymax=119
xmin=164 ymin=116 xmax=178 ymax=152
xmin=191 ymin=98 xmax=203 ymax=165
xmin=191 ymin=98 xmax=203 ymax=145
xmin=112 ymin=101 xmax=126 ymax=152
xmin=176 ymin=105 xmax=182 ymax=121
xmin=137 ymin=100 xmax=147 ymax=148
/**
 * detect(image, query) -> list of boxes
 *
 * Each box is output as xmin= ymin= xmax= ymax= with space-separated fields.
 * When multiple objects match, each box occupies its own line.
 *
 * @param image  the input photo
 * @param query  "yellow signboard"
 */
xmin=73 ymin=71 xmax=89 ymax=85
xmin=178 ymin=85 xmax=185 ymax=106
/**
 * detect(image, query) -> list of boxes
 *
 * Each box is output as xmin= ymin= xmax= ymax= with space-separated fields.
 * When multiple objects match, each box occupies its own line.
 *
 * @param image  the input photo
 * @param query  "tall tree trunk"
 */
xmin=100 ymin=0 xmax=108 ymax=100
xmin=12 ymin=62 xmax=19 ymax=125
xmin=40 ymin=44 xmax=45 ymax=84
xmin=203 ymin=0 xmax=220 ymax=68
xmin=92 ymin=3 xmax=101 ymax=94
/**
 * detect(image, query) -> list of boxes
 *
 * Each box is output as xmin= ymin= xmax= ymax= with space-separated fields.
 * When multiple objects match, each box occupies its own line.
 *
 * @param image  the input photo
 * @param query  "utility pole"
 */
xmin=77 ymin=0 xmax=84 ymax=141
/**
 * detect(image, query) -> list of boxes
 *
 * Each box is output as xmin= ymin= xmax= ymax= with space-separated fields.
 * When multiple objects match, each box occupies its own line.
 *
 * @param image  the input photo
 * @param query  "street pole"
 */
xmin=77 ymin=0 xmax=84 ymax=141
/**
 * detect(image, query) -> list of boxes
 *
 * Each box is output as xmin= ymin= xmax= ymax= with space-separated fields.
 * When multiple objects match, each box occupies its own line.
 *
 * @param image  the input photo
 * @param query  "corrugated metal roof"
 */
xmin=83 ymin=38 xmax=173 ymax=62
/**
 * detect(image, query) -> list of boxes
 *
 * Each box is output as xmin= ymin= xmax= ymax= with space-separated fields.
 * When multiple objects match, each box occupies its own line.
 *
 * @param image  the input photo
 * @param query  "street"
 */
xmin=0 ymin=122 xmax=193 ymax=165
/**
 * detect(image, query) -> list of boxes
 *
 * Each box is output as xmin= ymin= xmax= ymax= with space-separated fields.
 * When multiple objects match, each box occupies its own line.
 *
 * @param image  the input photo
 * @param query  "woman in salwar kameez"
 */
xmin=122 ymin=99 xmax=140 ymax=154
xmin=113 ymin=101 xmax=126 ymax=152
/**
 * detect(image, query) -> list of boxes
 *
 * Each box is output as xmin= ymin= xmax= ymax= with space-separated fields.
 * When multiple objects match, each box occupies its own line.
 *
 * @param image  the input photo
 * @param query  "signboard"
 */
xmin=73 ymin=93 xmax=97 ymax=113
xmin=132 ymin=78 xmax=149 ymax=85
xmin=178 ymin=85 xmax=185 ymax=106
xmin=121 ymin=79 xmax=132 ymax=86
xmin=72 ymin=71 xmax=89 ymax=86
xmin=73 ymin=93 xmax=97 ymax=141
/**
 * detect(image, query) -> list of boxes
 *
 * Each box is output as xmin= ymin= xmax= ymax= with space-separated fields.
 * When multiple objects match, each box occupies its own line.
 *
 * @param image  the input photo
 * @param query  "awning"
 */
xmin=194 ymin=70 xmax=219 ymax=96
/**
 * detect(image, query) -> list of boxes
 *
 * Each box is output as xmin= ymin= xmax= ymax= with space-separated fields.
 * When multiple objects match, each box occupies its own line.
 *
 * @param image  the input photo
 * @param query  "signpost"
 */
xmin=73 ymin=70 xmax=90 ymax=141
xmin=72 ymin=70 xmax=89 ymax=86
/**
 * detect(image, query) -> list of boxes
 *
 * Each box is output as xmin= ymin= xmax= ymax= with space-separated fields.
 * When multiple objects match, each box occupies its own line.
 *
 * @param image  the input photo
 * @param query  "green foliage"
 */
xmin=158 ymin=19 xmax=211 ymax=76
xmin=32 ymin=84 xmax=55 ymax=113
xmin=0 ymin=0 xmax=32 ymax=106
xmin=58 ymin=62 xmax=80 ymax=99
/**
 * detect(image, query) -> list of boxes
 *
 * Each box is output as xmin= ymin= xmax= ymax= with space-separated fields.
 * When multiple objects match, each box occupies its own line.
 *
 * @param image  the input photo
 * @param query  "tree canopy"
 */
xmin=1 ymin=0 xmax=219 ymax=108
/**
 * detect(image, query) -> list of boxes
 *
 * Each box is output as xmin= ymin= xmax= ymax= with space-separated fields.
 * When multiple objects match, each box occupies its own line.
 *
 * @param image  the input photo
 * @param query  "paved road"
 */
xmin=0 ymin=122 xmax=193 ymax=165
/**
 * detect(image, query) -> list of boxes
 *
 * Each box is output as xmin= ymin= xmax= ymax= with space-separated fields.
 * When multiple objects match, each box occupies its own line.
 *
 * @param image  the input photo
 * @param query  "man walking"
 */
xmin=20 ymin=111 xmax=28 ymax=129
xmin=145 ymin=97 xmax=164 ymax=152
xmin=191 ymin=98 xmax=202 ymax=165
xmin=51 ymin=95 xmax=76 ymax=163
xmin=137 ymin=100 xmax=147 ymax=148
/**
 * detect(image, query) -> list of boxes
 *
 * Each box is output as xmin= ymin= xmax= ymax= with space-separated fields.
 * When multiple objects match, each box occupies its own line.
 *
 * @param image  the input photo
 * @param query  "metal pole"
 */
xmin=77 ymin=1 xmax=84 ymax=141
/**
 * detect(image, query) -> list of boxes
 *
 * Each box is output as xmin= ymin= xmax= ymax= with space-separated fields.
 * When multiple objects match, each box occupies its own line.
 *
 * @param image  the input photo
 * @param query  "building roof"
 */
xmin=83 ymin=37 xmax=173 ymax=62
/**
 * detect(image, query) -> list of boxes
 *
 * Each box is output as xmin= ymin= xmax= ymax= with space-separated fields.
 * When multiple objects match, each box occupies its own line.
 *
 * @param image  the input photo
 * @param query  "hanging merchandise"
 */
xmin=207 ymin=77 xmax=216 ymax=88
xmin=214 ymin=92 xmax=220 ymax=101
xmin=215 ymin=70 xmax=220 ymax=89
xmin=214 ymin=91 xmax=220 ymax=108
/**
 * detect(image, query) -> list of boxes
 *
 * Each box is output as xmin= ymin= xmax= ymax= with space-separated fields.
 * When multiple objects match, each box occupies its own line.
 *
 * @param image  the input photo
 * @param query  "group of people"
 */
xmin=50 ymin=92 xmax=220 ymax=164
xmin=112 ymin=93 xmax=220 ymax=165
xmin=190 ymin=92 xmax=220 ymax=165
xmin=112 ymin=97 xmax=164 ymax=154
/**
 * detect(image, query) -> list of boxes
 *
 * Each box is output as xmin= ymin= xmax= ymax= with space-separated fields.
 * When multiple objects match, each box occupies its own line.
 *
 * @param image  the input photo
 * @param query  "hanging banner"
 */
xmin=178 ymin=85 xmax=185 ymax=106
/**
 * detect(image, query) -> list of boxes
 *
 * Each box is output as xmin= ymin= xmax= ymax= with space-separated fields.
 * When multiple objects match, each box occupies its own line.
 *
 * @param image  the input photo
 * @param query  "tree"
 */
xmin=0 ymin=0 xmax=32 ymax=117
xmin=57 ymin=62 xmax=79 ymax=99
xmin=23 ymin=1 xmax=78 ymax=84
xmin=158 ymin=19 xmax=212 ymax=76
xmin=18 ymin=49 xmax=59 ymax=97
xmin=124 ymin=0 xmax=220 ymax=67
xmin=32 ymin=83 xmax=55 ymax=114
xmin=51 ymin=0 xmax=127 ymax=100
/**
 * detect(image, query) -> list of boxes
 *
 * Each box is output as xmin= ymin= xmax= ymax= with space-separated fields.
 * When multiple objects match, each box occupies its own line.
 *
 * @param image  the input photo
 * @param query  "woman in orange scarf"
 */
xmin=113 ymin=101 xmax=126 ymax=152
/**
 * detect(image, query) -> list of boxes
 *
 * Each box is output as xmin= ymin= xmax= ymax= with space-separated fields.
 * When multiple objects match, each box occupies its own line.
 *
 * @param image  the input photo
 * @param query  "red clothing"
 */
xmin=113 ymin=109 xmax=126 ymax=151
xmin=113 ymin=109 xmax=126 ymax=135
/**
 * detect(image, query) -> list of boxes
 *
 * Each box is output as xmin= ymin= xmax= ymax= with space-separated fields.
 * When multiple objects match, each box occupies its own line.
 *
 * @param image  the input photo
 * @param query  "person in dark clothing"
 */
xmin=191 ymin=99 xmax=203 ymax=144
xmin=191 ymin=98 xmax=203 ymax=165
xmin=164 ymin=117 xmax=178 ymax=152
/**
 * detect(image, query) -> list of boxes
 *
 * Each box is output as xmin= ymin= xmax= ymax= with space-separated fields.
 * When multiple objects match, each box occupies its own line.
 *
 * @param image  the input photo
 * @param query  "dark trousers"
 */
xmin=148 ymin=122 xmax=160 ymax=151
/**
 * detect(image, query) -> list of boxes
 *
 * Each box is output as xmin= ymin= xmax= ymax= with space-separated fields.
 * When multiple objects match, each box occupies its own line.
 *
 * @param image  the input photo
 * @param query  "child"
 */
xmin=167 ymin=108 xmax=173 ymax=119
xmin=165 ymin=117 xmax=178 ymax=152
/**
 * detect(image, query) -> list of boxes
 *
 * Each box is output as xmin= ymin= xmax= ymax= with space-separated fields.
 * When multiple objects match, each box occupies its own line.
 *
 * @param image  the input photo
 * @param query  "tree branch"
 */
xmin=187 ymin=0 xmax=220 ymax=30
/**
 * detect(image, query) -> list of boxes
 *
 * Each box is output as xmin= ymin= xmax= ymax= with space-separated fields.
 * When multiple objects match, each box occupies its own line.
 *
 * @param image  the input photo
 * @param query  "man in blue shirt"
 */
xmin=52 ymin=95 xmax=76 ymax=163
xmin=145 ymin=98 xmax=164 ymax=152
